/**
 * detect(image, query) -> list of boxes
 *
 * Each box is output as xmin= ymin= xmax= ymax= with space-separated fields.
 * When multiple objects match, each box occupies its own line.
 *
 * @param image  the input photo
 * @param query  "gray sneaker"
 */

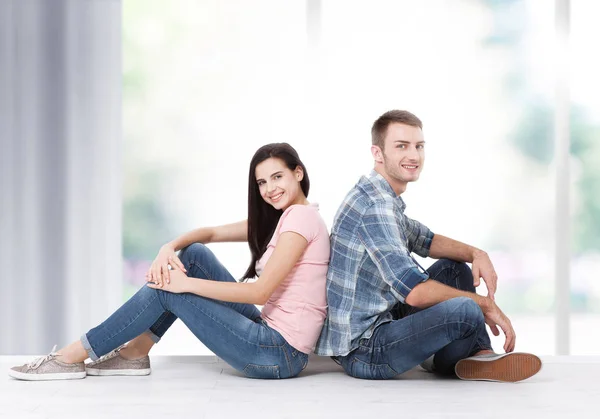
xmin=419 ymin=355 xmax=435 ymax=373
xmin=455 ymin=352 xmax=542 ymax=383
xmin=86 ymin=345 xmax=151 ymax=376
xmin=8 ymin=345 xmax=86 ymax=381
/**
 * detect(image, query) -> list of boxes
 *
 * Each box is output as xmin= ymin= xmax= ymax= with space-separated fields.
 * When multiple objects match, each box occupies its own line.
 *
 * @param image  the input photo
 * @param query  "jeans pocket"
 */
xmin=243 ymin=363 xmax=281 ymax=379
xmin=294 ymin=352 xmax=309 ymax=373
xmin=350 ymin=358 xmax=397 ymax=380
xmin=301 ymin=353 xmax=309 ymax=370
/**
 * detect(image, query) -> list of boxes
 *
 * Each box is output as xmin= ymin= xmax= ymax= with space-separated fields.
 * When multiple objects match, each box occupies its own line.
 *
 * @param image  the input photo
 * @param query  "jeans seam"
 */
xmin=150 ymin=311 xmax=173 ymax=335
xmin=431 ymin=260 xmax=474 ymax=292
xmin=431 ymin=266 xmax=456 ymax=282
xmin=190 ymin=260 xmax=214 ymax=281
xmin=379 ymin=320 xmax=480 ymax=350
xmin=179 ymin=294 xmax=280 ymax=348
xmin=282 ymin=345 xmax=293 ymax=376
xmin=352 ymin=356 xmax=398 ymax=375
xmin=267 ymin=325 xmax=292 ymax=375
xmin=185 ymin=247 xmax=261 ymax=321
xmin=96 ymin=289 xmax=162 ymax=349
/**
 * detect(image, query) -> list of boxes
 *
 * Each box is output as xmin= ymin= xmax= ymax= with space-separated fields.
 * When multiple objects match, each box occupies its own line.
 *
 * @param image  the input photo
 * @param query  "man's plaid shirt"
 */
xmin=315 ymin=170 xmax=434 ymax=356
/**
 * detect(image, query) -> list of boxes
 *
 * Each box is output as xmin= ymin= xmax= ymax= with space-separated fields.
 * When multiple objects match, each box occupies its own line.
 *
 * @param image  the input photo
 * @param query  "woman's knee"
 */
xmin=136 ymin=282 xmax=165 ymax=304
xmin=179 ymin=243 xmax=213 ymax=268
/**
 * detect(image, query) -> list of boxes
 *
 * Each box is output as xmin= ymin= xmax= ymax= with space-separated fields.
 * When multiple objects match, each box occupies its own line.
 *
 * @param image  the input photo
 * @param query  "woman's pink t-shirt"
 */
xmin=255 ymin=203 xmax=330 ymax=354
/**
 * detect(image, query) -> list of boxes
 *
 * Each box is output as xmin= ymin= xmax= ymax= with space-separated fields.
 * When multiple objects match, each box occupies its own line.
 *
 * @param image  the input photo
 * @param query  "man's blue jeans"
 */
xmin=80 ymin=243 xmax=308 ymax=379
xmin=338 ymin=259 xmax=493 ymax=379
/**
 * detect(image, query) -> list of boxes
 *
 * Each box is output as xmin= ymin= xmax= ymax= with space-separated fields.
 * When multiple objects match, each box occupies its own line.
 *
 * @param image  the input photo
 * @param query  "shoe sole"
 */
xmin=86 ymin=368 xmax=151 ymax=376
xmin=455 ymin=353 xmax=542 ymax=383
xmin=8 ymin=369 xmax=86 ymax=381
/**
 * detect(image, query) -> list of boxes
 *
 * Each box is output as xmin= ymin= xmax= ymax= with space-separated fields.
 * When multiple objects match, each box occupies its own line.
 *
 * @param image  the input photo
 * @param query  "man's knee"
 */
xmin=447 ymin=297 xmax=484 ymax=328
xmin=450 ymin=261 xmax=476 ymax=293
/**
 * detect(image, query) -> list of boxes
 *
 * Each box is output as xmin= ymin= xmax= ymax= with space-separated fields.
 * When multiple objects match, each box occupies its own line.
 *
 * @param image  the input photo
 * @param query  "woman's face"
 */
xmin=255 ymin=157 xmax=304 ymax=211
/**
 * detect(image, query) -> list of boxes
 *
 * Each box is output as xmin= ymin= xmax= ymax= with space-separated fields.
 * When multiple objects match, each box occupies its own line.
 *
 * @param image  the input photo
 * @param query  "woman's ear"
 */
xmin=295 ymin=166 xmax=304 ymax=182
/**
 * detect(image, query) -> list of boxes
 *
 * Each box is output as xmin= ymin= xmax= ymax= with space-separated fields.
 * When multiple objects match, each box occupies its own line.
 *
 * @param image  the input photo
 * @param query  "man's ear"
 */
xmin=371 ymin=145 xmax=384 ymax=164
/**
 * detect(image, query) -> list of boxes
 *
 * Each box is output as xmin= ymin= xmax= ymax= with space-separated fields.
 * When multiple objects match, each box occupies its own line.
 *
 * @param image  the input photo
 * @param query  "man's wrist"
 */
xmin=475 ymin=294 xmax=492 ymax=313
xmin=471 ymin=248 xmax=487 ymax=263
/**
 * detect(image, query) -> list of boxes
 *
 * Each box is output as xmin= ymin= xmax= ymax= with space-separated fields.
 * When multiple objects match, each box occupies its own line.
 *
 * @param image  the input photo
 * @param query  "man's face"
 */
xmin=379 ymin=123 xmax=425 ymax=184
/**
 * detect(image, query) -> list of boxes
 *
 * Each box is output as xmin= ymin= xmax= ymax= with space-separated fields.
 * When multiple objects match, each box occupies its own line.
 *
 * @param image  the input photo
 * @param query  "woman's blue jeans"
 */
xmin=80 ymin=243 xmax=308 ymax=379
xmin=338 ymin=259 xmax=493 ymax=379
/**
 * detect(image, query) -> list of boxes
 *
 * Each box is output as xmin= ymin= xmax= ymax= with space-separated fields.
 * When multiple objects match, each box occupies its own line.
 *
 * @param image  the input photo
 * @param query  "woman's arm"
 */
xmin=166 ymin=220 xmax=248 ymax=251
xmin=182 ymin=231 xmax=309 ymax=305
xmin=149 ymin=220 xmax=248 ymax=286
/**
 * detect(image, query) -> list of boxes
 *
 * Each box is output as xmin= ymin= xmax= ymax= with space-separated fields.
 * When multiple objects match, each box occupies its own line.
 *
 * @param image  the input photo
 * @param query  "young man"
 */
xmin=315 ymin=110 xmax=541 ymax=382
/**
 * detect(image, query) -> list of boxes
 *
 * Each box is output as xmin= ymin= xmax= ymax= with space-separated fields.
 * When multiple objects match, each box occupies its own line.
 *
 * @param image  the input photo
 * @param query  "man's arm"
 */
xmin=428 ymin=233 xmax=498 ymax=300
xmin=358 ymin=201 xmax=430 ymax=303
xmin=428 ymin=233 xmax=480 ymax=262
xmin=361 ymin=203 xmax=514 ymax=352
xmin=404 ymin=279 xmax=515 ymax=353
xmin=408 ymin=234 xmax=512 ymax=351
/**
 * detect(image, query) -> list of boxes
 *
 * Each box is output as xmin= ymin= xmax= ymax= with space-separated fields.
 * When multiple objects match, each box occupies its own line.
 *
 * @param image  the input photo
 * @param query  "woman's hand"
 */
xmin=146 ymin=244 xmax=187 ymax=288
xmin=146 ymin=263 xmax=190 ymax=294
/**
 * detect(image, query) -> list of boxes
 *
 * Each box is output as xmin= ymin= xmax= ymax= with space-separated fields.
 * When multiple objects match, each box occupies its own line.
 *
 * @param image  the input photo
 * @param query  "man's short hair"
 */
xmin=371 ymin=110 xmax=423 ymax=149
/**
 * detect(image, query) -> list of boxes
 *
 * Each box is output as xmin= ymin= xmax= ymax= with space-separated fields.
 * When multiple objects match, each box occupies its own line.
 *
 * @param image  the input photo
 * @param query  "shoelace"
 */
xmin=27 ymin=345 xmax=59 ymax=369
xmin=91 ymin=344 xmax=126 ymax=364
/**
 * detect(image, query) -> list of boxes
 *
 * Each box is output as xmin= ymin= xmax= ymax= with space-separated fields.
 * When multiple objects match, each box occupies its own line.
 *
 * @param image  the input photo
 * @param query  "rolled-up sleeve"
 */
xmin=404 ymin=216 xmax=434 ymax=257
xmin=358 ymin=201 xmax=429 ymax=303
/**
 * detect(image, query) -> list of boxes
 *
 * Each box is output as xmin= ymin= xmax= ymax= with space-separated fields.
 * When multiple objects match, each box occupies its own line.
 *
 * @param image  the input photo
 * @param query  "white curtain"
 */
xmin=0 ymin=0 xmax=122 ymax=354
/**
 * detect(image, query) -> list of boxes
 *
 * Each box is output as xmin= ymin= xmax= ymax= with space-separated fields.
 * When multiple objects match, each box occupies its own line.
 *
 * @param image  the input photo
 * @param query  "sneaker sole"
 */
xmin=455 ymin=353 xmax=542 ymax=383
xmin=8 ymin=369 xmax=86 ymax=381
xmin=86 ymin=367 xmax=151 ymax=376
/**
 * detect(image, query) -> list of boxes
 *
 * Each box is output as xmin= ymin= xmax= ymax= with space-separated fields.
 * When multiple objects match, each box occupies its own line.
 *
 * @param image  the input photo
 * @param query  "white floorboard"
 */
xmin=1 ymin=355 xmax=599 ymax=419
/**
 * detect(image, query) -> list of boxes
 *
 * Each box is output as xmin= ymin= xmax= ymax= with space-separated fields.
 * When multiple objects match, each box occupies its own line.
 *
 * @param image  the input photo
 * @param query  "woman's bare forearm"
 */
xmin=165 ymin=220 xmax=247 ymax=251
xmin=185 ymin=277 xmax=265 ymax=305
xmin=165 ymin=227 xmax=214 ymax=252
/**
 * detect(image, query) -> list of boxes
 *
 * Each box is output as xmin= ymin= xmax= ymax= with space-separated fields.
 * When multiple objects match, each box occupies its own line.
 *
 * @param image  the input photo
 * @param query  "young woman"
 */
xmin=9 ymin=143 xmax=330 ymax=380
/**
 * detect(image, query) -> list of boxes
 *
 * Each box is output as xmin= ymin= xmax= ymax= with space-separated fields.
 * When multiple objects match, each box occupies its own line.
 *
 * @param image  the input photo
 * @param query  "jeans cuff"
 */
xmin=80 ymin=333 xmax=100 ymax=361
xmin=147 ymin=330 xmax=161 ymax=344
xmin=472 ymin=340 xmax=493 ymax=355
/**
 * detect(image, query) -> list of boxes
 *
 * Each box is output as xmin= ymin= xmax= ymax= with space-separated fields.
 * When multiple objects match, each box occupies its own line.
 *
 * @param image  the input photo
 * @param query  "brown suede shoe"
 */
xmin=455 ymin=352 xmax=542 ymax=383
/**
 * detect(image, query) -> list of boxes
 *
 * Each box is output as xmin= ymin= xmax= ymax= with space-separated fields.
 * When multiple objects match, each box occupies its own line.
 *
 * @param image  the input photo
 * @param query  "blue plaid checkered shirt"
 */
xmin=314 ymin=170 xmax=434 ymax=356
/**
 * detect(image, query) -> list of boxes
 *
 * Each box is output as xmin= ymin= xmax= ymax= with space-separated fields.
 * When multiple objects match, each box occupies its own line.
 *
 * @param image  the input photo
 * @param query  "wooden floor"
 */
xmin=2 ymin=355 xmax=599 ymax=419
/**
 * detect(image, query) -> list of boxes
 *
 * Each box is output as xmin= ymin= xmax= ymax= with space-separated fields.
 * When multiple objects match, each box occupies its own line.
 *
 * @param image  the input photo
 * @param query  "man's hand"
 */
xmin=480 ymin=297 xmax=515 ymax=353
xmin=146 ymin=263 xmax=190 ymax=294
xmin=472 ymin=250 xmax=497 ymax=300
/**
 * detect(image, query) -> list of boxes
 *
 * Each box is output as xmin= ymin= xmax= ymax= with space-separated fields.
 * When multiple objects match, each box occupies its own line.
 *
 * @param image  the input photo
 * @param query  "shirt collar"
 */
xmin=367 ymin=170 xmax=406 ymax=210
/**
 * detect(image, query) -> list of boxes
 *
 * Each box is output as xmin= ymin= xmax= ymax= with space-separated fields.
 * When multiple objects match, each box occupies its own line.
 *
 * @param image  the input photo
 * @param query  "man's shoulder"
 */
xmin=332 ymin=179 xmax=392 ymax=235
xmin=344 ymin=176 xmax=391 ymax=210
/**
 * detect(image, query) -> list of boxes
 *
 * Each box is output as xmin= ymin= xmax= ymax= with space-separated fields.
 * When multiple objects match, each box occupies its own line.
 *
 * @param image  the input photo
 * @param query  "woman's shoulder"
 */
xmin=280 ymin=203 xmax=327 ymax=236
xmin=282 ymin=203 xmax=322 ymax=222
